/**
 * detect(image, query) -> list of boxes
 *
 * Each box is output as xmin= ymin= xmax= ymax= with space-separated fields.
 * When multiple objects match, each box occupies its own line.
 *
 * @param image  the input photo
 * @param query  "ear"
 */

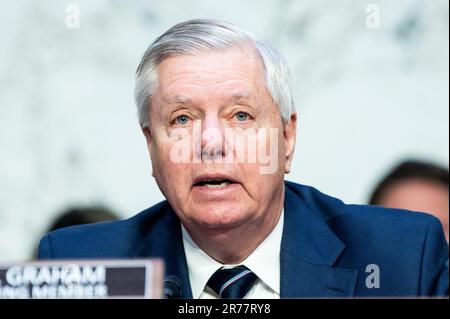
xmin=141 ymin=126 xmax=155 ymax=177
xmin=283 ymin=113 xmax=297 ymax=174
xmin=142 ymin=126 xmax=152 ymax=147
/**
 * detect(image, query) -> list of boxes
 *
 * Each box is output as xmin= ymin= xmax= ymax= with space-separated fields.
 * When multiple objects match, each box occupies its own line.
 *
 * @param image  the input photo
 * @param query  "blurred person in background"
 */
xmin=32 ymin=205 xmax=119 ymax=259
xmin=45 ymin=206 xmax=119 ymax=231
xmin=369 ymin=160 xmax=449 ymax=241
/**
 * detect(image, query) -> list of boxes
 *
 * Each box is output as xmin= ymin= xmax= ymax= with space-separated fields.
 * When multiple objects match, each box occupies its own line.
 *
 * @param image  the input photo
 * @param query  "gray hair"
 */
xmin=134 ymin=19 xmax=295 ymax=128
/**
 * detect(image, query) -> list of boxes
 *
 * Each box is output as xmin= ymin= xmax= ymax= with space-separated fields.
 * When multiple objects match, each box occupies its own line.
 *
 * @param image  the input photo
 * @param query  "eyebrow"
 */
xmin=162 ymin=95 xmax=193 ymax=105
xmin=162 ymin=92 xmax=253 ymax=107
xmin=227 ymin=92 xmax=252 ymax=103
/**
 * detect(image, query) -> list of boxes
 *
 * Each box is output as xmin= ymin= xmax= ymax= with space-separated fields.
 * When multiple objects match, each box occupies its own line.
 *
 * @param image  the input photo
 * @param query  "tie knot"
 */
xmin=206 ymin=265 xmax=258 ymax=299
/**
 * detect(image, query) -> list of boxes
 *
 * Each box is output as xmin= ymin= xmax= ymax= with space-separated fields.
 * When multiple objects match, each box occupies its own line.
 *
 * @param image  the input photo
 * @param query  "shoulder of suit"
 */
xmin=49 ymin=200 xmax=171 ymax=236
xmin=40 ymin=200 xmax=173 ymax=257
xmin=285 ymin=180 xmax=440 ymax=234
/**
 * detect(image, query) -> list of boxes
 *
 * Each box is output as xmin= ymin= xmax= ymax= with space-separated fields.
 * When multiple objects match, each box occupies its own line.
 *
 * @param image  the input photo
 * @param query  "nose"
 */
xmin=199 ymin=114 xmax=226 ymax=161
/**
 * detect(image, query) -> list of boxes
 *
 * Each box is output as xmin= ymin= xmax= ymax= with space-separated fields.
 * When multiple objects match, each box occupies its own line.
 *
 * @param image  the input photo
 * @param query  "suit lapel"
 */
xmin=131 ymin=204 xmax=193 ymax=298
xmin=281 ymin=185 xmax=358 ymax=297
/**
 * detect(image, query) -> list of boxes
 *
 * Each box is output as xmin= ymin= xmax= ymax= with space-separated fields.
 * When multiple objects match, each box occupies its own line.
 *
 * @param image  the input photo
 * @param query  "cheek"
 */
xmin=150 ymin=140 xmax=191 ymax=190
xmin=237 ymin=162 xmax=282 ymax=192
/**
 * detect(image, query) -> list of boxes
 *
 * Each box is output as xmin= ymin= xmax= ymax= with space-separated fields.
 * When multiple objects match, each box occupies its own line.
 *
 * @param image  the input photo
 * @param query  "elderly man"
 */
xmin=38 ymin=19 xmax=448 ymax=298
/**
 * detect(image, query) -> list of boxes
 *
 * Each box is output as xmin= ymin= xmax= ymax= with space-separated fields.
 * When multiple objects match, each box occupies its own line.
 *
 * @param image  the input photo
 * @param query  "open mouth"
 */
xmin=193 ymin=178 xmax=237 ymax=189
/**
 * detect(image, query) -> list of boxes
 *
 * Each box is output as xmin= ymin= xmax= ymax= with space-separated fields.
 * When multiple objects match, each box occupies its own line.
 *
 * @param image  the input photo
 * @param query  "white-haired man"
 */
xmin=39 ymin=19 xmax=448 ymax=298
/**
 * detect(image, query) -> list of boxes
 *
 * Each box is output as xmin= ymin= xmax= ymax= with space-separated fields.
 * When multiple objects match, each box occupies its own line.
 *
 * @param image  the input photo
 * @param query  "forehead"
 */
xmin=155 ymin=46 xmax=266 ymax=98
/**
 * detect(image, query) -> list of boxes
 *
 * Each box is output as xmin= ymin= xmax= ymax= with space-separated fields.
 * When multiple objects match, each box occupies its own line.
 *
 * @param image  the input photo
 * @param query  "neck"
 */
xmin=184 ymin=189 xmax=284 ymax=264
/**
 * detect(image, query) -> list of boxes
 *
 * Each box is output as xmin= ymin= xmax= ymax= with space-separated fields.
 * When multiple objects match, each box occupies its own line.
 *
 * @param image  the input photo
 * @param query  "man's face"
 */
xmin=143 ymin=45 xmax=296 ymax=232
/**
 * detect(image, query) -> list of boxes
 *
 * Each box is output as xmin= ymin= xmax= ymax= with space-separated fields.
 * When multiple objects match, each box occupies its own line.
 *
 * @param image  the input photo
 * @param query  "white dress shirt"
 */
xmin=181 ymin=210 xmax=284 ymax=299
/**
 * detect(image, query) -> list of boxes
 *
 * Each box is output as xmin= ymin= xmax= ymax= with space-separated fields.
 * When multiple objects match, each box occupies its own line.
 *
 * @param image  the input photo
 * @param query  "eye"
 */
xmin=234 ymin=111 xmax=250 ymax=122
xmin=175 ymin=115 xmax=189 ymax=125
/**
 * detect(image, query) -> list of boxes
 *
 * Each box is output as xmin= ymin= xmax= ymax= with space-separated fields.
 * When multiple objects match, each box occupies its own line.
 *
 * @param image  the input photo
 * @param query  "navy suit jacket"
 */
xmin=38 ymin=181 xmax=449 ymax=297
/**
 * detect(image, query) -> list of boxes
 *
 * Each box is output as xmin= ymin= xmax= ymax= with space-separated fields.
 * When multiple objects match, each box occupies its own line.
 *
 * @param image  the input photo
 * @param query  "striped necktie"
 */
xmin=206 ymin=265 xmax=258 ymax=299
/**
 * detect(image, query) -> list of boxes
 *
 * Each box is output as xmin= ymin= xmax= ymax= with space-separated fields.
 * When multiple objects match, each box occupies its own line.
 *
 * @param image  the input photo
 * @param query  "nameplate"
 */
xmin=0 ymin=259 xmax=164 ymax=299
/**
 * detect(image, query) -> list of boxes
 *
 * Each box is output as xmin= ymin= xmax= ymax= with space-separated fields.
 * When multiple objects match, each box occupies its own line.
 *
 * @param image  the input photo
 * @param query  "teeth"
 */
xmin=205 ymin=181 xmax=229 ymax=188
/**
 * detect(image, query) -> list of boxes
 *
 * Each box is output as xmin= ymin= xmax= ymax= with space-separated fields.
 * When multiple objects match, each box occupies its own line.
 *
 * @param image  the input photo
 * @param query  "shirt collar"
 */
xmin=182 ymin=210 xmax=284 ymax=298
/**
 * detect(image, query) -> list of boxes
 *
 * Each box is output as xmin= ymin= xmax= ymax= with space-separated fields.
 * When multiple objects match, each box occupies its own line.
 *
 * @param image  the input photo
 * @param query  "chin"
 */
xmin=190 ymin=205 xmax=250 ymax=230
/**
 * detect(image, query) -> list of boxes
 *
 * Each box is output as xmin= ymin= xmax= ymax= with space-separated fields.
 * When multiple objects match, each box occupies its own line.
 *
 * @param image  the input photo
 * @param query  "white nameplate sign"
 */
xmin=0 ymin=259 xmax=164 ymax=299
